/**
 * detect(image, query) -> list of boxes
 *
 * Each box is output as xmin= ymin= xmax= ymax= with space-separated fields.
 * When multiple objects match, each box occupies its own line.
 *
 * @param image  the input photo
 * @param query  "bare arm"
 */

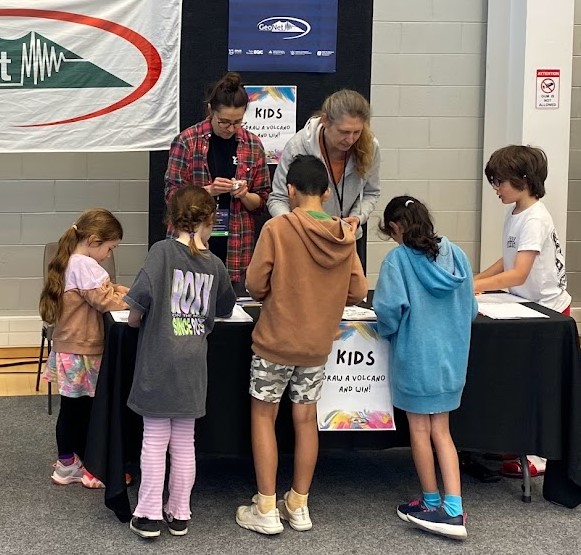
xmin=474 ymin=251 xmax=537 ymax=293
xmin=474 ymin=257 xmax=504 ymax=281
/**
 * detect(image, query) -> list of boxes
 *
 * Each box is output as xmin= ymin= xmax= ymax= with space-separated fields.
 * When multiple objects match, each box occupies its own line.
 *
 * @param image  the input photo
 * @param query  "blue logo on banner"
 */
xmin=228 ymin=0 xmax=337 ymax=73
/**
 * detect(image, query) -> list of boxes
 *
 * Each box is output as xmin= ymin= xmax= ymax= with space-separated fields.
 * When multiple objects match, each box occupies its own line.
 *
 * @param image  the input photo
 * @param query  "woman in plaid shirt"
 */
xmin=164 ymin=72 xmax=271 ymax=290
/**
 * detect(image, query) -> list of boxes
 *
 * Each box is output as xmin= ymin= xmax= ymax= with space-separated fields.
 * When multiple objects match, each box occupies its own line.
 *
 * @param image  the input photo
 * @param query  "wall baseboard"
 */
xmin=0 ymin=346 xmax=44 ymax=359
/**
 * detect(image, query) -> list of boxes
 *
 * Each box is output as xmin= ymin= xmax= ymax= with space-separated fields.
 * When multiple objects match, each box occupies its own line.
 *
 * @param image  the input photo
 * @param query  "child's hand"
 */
xmin=343 ymin=216 xmax=360 ymax=233
xmin=127 ymin=309 xmax=142 ymax=328
xmin=114 ymin=284 xmax=130 ymax=295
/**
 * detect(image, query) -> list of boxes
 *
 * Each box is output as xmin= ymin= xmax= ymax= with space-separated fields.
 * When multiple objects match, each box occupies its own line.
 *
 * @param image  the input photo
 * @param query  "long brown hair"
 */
xmin=165 ymin=186 xmax=216 ymax=256
xmin=320 ymin=89 xmax=375 ymax=177
xmin=39 ymin=209 xmax=123 ymax=324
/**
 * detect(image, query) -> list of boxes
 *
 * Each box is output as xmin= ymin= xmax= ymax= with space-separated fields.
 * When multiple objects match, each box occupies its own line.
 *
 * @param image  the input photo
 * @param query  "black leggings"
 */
xmin=56 ymin=396 xmax=93 ymax=461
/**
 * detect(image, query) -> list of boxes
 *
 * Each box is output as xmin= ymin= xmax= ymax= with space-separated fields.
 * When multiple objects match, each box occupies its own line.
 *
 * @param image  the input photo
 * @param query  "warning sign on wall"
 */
xmin=536 ymin=69 xmax=560 ymax=109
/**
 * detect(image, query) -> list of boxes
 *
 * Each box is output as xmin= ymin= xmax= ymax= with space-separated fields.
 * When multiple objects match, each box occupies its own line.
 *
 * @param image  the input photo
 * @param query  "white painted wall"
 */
xmin=480 ymin=0 xmax=574 ymax=269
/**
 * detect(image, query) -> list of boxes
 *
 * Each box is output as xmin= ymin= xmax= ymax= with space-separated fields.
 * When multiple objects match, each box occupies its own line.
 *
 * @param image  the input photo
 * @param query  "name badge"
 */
xmin=211 ymin=208 xmax=230 ymax=237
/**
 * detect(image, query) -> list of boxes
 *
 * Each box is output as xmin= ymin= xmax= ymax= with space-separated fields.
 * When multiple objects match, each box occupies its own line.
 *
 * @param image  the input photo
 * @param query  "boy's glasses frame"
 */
xmin=488 ymin=177 xmax=503 ymax=189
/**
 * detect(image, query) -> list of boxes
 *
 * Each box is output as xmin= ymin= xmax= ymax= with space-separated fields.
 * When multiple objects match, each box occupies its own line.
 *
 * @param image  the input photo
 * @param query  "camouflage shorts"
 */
xmin=249 ymin=355 xmax=325 ymax=404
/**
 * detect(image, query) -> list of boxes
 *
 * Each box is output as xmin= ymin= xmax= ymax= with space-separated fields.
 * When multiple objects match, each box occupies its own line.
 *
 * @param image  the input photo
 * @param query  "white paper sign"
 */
xmin=536 ymin=69 xmax=560 ymax=109
xmin=242 ymin=85 xmax=296 ymax=164
xmin=318 ymin=322 xmax=395 ymax=431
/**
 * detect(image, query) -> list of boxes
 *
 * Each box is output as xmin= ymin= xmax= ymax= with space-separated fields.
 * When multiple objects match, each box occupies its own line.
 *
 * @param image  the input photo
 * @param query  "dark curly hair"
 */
xmin=379 ymin=196 xmax=440 ymax=261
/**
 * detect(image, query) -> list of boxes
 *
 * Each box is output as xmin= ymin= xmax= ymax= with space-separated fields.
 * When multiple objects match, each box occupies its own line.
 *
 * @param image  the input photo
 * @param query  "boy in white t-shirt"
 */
xmin=474 ymin=145 xmax=570 ymax=311
xmin=474 ymin=144 xmax=571 ymax=478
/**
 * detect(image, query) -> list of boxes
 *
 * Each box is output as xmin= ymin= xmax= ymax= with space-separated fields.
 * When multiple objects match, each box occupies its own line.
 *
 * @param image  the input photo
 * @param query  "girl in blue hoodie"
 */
xmin=372 ymin=196 xmax=477 ymax=540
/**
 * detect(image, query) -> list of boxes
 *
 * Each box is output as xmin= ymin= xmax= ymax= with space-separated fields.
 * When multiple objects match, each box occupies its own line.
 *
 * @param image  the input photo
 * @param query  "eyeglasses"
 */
xmin=214 ymin=117 xmax=244 ymax=129
xmin=488 ymin=176 xmax=504 ymax=189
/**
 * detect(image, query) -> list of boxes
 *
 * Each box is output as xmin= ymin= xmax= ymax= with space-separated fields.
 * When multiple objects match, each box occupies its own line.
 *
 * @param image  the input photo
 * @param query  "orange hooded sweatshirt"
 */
xmin=246 ymin=208 xmax=368 ymax=367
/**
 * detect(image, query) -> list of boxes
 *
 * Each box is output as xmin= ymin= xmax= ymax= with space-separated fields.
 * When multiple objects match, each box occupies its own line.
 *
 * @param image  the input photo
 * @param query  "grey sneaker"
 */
xmin=277 ymin=491 xmax=312 ymax=531
xmin=51 ymin=456 xmax=84 ymax=485
xmin=236 ymin=495 xmax=284 ymax=535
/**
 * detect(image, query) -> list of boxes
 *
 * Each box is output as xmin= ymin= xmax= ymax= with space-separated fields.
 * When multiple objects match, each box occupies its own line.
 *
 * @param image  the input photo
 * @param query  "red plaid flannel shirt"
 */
xmin=164 ymin=119 xmax=271 ymax=282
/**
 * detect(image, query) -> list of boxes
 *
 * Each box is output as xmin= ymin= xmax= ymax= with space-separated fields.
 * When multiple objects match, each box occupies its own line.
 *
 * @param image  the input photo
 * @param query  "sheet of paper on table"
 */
xmin=236 ymin=296 xmax=261 ymax=307
xmin=215 ymin=303 xmax=254 ymax=322
xmin=110 ymin=310 xmax=130 ymax=323
xmin=342 ymin=306 xmax=377 ymax=321
xmin=476 ymin=292 xmax=529 ymax=304
xmin=477 ymin=302 xmax=549 ymax=319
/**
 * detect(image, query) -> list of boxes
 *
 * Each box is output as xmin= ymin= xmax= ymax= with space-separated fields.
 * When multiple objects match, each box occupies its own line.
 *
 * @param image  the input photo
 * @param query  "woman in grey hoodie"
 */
xmin=267 ymin=89 xmax=381 ymax=240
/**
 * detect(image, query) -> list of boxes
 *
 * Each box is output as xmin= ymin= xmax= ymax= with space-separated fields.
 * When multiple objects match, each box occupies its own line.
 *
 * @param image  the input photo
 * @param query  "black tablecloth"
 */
xmin=84 ymin=302 xmax=581 ymax=520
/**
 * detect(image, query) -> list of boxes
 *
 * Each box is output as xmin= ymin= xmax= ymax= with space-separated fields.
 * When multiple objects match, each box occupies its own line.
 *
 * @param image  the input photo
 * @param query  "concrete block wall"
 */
xmin=368 ymin=0 xmax=487 ymax=289
xmin=0 ymin=152 xmax=149 ymax=346
xmin=567 ymin=0 xmax=581 ymax=304
xmin=2 ymin=0 xmax=581 ymax=346
xmin=370 ymin=0 xmax=581 ymax=311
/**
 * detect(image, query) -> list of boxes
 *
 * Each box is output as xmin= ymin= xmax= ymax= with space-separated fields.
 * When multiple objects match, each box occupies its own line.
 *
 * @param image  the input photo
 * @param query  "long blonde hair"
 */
xmin=320 ymin=89 xmax=375 ymax=177
xmin=39 ymin=209 xmax=123 ymax=324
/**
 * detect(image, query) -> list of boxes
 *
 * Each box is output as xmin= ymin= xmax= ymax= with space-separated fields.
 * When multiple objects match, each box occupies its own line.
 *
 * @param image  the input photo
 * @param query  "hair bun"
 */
xmin=222 ymin=72 xmax=241 ymax=91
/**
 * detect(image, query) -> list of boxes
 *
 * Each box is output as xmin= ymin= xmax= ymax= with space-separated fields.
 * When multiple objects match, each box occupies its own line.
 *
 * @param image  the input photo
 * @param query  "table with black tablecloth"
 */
xmin=84 ymin=301 xmax=581 ymax=521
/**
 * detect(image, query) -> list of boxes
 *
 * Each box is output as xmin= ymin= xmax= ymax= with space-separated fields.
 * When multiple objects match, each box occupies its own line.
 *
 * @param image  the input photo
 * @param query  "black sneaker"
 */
xmin=163 ymin=510 xmax=189 ymax=536
xmin=396 ymin=498 xmax=429 ymax=522
xmin=130 ymin=516 xmax=161 ymax=539
xmin=407 ymin=507 xmax=467 ymax=539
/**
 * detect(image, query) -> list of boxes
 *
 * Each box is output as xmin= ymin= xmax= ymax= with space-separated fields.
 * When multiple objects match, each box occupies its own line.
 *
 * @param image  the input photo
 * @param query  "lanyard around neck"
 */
xmin=321 ymin=128 xmax=348 ymax=217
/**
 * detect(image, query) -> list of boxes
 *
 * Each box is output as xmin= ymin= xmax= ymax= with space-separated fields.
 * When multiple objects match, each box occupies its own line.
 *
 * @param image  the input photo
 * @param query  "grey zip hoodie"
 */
xmin=267 ymin=116 xmax=381 ymax=238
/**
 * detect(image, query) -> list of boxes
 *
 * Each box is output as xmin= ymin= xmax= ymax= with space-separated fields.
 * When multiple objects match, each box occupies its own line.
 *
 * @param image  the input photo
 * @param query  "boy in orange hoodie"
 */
xmin=236 ymin=154 xmax=368 ymax=534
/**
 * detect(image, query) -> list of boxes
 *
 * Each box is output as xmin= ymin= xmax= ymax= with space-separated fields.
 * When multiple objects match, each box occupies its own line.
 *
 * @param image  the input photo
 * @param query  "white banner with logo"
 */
xmin=243 ymin=86 xmax=297 ymax=164
xmin=317 ymin=322 xmax=396 ymax=431
xmin=0 ymin=1 xmax=181 ymax=152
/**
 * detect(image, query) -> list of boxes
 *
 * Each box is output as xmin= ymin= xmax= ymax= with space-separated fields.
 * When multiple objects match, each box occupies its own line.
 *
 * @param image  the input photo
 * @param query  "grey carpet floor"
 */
xmin=1 ymin=395 xmax=580 ymax=555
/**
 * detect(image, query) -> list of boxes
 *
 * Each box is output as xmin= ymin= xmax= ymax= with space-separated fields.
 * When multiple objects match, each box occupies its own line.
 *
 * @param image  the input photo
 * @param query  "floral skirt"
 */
xmin=43 ymin=351 xmax=102 ymax=397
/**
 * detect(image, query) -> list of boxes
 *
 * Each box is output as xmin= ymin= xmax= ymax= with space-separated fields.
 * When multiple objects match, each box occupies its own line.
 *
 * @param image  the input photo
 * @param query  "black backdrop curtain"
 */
xmin=149 ymin=0 xmax=374 ymax=266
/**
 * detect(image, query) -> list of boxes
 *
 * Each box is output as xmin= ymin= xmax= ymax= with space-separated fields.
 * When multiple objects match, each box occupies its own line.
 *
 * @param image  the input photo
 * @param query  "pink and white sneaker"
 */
xmin=81 ymin=469 xmax=105 ymax=489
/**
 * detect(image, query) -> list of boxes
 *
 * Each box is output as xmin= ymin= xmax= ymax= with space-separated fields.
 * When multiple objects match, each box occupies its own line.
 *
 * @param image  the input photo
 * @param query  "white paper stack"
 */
xmin=476 ymin=292 xmax=528 ymax=304
xmin=342 ymin=306 xmax=377 ymax=321
xmin=110 ymin=310 xmax=130 ymax=323
xmin=215 ymin=304 xmax=254 ymax=322
xmin=477 ymin=302 xmax=548 ymax=319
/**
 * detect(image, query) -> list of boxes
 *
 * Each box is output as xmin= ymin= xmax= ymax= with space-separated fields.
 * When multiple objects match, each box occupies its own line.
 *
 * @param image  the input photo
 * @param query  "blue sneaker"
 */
xmin=407 ymin=507 xmax=467 ymax=539
xmin=396 ymin=498 xmax=429 ymax=522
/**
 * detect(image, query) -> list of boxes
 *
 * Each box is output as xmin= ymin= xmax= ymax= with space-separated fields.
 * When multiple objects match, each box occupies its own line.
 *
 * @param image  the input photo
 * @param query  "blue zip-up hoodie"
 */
xmin=372 ymin=237 xmax=478 ymax=414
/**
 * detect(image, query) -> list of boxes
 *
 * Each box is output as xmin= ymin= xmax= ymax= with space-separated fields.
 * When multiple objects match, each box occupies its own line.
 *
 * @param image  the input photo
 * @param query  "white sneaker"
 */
xmin=277 ymin=491 xmax=312 ymax=531
xmin=51 ymin=455 xmax=84 ymax=485
xmin=236 ymin=495 xmax=284 ymax=535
